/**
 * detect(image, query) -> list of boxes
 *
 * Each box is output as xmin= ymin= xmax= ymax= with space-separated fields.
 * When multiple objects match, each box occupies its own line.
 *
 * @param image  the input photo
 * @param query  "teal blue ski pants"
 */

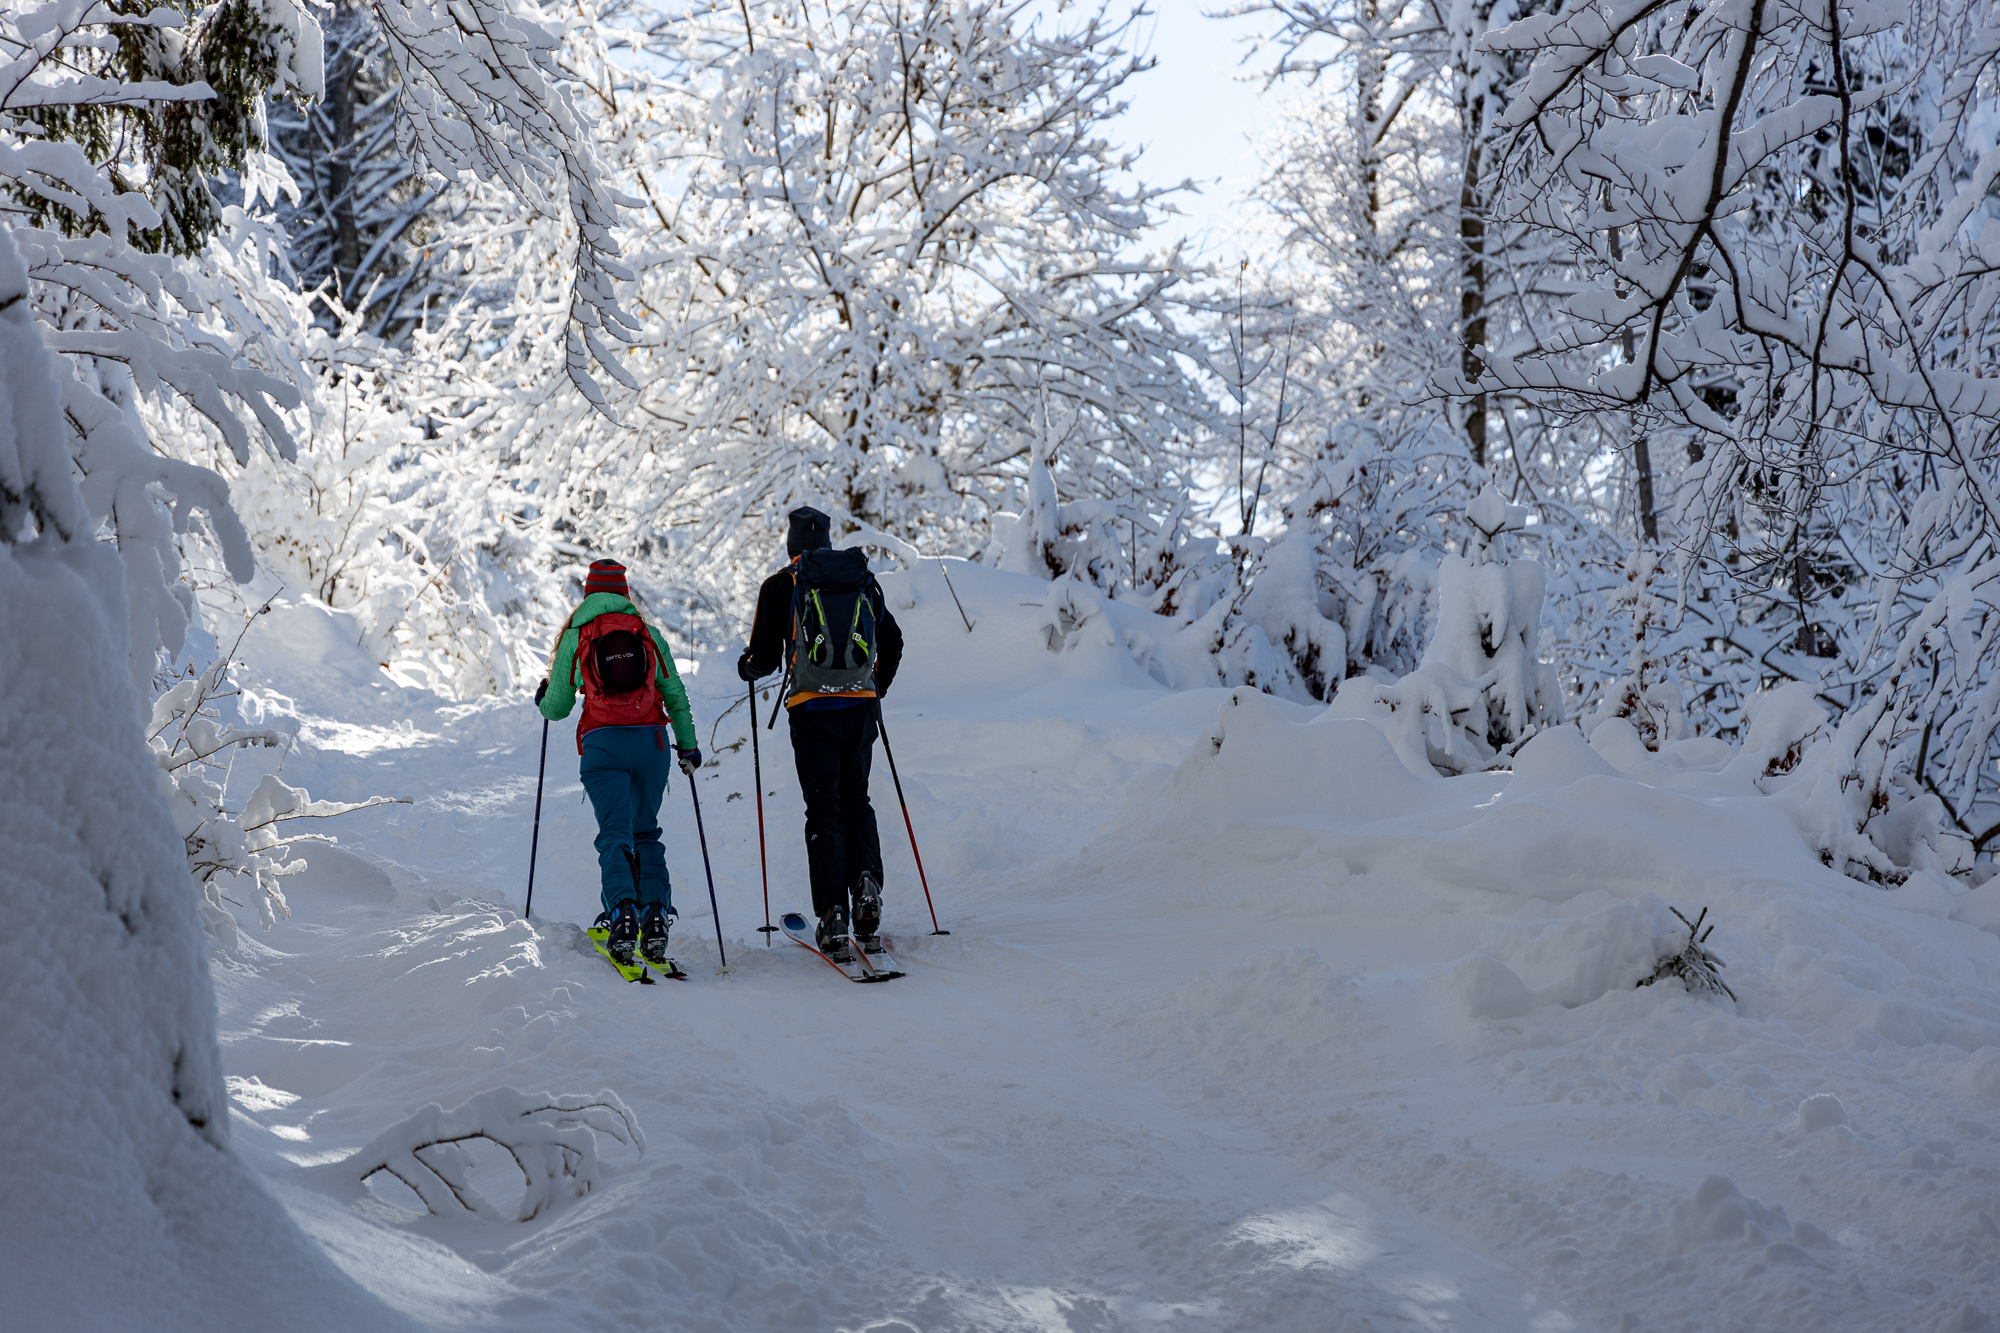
xmin=579 ymin=725 xmax=674 ymax=916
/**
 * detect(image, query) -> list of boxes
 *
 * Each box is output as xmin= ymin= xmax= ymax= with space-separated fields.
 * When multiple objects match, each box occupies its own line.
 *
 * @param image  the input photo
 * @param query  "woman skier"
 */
xmin=537 ymin=559 xmax=701 ymax=969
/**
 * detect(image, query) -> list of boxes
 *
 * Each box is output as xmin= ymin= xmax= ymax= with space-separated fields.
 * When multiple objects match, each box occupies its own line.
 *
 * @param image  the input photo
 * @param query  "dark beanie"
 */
xmin=786 ymin=506 xmax=832 ymax=558
xmin=584 ymin=559 xmax=629 ymax=597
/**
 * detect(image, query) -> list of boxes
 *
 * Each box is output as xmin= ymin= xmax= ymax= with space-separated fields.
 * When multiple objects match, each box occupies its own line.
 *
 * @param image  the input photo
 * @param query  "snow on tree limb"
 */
xmin=366 ymin=0 xmax=640 ymax=409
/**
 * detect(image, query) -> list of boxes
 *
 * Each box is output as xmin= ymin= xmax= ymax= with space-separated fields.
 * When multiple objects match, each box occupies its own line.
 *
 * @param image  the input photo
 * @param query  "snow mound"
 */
xmin=0 ymin=548 xmax=412 ymax=1332
xmin=1054 ymin=680 xmax=2000 ymax=1326
xmin=1448 ymin=955 xmax=1534 ymax=1020
xmin=1501 ymin=724 xmax=1618 ymax=796
xmin=1171 ymin=687 xmax=1436 ymax=826
xmin=0 ymin=241 xmax=411 ymax=1330
xmin=1474 ymin=894 xmax=1693 ymax=1011
xmin=1797 ymin=1092 xmax=1848 ymax=1131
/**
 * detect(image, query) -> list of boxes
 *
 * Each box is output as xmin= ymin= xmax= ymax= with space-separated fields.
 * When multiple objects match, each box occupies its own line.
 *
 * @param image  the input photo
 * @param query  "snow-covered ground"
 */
xmin=184 ymin=562 xmax=2000 ymax=1331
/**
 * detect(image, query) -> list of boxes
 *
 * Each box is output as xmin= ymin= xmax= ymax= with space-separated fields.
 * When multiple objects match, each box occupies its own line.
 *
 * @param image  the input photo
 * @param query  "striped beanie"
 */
xmin=583 ymin=559 xmax=629 ymax=597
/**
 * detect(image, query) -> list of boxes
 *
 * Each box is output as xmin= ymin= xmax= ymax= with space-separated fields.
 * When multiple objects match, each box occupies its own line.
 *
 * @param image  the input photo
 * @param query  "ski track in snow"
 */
xmin=205 ymin=571 xmax=2000 ymax=1333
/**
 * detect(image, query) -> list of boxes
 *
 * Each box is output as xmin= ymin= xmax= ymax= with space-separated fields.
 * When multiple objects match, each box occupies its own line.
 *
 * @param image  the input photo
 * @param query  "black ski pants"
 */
xmin=788 ymin=703 xmax=884 ymax=917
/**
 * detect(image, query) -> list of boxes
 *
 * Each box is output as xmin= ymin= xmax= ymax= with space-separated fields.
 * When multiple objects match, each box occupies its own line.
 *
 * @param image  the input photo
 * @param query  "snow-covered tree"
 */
xmin=355 ymin=0 xmax=642 ymax=408
xmin=1232 ymin=0 xmax=1563 ymax=473
xmin=494 ymin=0 xmax=1212 ymax=622
xmin=1198 ymin=0 xmax=1645 ymax=701
xmin=1 ymin=0 xmax=321 ymax=688
xmin=1474 ymin=0 xmax=2000 ymax=872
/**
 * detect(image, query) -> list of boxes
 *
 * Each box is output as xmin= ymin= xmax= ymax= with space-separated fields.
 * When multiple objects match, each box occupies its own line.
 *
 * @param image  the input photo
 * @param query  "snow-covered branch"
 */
xmin=367 ymin=0 xmax=640 ymax=409
xmin=350 ymin=1087 xmax=643 ymax=1222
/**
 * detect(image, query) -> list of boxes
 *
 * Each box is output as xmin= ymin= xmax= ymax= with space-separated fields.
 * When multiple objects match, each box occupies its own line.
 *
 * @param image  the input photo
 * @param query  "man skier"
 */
xmin=737 ymin=507 xmax=904 ymax=959
xmin=537 ymin=559 xmax=701 ymax=969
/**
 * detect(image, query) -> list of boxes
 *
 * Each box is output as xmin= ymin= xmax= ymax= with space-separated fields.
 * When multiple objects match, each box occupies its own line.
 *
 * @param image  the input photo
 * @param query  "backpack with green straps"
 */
xmin=788 ymin=548 xmax=881 ymax=699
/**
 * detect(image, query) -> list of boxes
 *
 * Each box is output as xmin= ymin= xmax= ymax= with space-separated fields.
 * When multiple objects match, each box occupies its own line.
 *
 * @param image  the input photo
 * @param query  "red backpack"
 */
xmin=574 ymin=612 xmax=667 ymax=749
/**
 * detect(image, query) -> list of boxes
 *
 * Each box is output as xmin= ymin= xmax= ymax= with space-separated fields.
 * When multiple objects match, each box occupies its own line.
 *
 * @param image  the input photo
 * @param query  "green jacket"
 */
xmin=540 ymin=593 xmax=698 ymax=752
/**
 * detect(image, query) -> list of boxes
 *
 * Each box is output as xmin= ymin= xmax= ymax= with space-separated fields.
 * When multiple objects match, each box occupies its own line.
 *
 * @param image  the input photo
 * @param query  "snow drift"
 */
xmin=0 ymin=226 xmax=411 ymax=1333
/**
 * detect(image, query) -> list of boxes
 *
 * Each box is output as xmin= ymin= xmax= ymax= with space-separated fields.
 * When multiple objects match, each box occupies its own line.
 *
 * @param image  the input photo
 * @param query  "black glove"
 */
xmin=736 ymin=652 xmax=761 ymax=682
xmin=677 ymin=747 xmax=702 ymax=776
xmin=534 ymin=678 xmax=548 ymax=705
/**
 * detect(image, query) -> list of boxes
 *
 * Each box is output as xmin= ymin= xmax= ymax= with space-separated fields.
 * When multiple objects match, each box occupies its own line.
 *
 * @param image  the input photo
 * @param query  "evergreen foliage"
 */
xmin=8 ymin=0 xmax=321 ymax=256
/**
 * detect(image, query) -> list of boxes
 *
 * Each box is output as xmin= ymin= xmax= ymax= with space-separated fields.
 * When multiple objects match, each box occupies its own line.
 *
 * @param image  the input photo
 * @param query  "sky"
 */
xmin=1044 ymin=1 xmax=1280 ymax=259
xmin=1120 ymin=2 xmax=1276 ymax=255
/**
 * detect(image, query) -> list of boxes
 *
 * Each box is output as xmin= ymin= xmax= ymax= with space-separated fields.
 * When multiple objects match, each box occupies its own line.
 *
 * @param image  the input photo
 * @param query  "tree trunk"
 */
xmin=328 ymin=20 xmax=362 ymax=301
xmin=1609 ymin=211 xmax=1658 ymax=541
xmin=1456 ymin=3 xmax=1493 ymax=470
xmin=1359 ymin=0 xmax=1383 ymax=236
xmin=1634 ymin=433 xmax=1658 ymax=540
xmin=1459 ymin=135 xmax=1487 ymax=469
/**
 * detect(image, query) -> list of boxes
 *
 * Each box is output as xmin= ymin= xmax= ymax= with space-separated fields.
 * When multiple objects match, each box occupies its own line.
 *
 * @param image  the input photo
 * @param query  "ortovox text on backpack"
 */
xmin=591 ymin=627 xmax=649 ymax=694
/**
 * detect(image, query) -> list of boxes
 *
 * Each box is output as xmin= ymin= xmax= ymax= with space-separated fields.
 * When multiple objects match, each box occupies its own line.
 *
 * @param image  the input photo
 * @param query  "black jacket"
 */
xmin=743 ymin=560 xmax=904 ymax=697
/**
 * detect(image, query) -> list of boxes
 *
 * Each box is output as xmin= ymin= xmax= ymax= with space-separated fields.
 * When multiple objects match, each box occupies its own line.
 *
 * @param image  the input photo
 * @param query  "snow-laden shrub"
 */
xmin=350 ymin=1088 xmax=643 ymax=1222
xmin=1300 ymin=424 xmax=1453 ymax=682
xmin=140 ymin=246 xmax=559 ymax=699
xmin=1331 ymin=488 xmax=1562 ymax=772
xmin=990 ymin=392 xmax=1133 ymax=594
xmin=1580 ymin=548 xmax=1691 ymax=751
xmin=1215 ymin=526 xmax=1350 ymax=701
xmin=1636 ymin=907 xmax=1736 ymax=1004
xmin=980 ymin=421 xmax=1471 ymax=707
xmin=217 ymin=401 xmax=532 ymax=696
xmin=149 ymin=649 xmax=402 ymax=949
xmin=1187 ymin=423 xmax=1462 ymax=704
xmin=1735 ymin=682 xmax=1973 ymax=883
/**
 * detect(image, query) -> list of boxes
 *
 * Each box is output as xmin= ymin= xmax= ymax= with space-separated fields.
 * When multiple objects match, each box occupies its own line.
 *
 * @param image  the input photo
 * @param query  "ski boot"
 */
xmin=852 ymin=872 xmax=883 ymax=951
xmin=639 ymin=903 xmax=676 ymax=968
xmin=816 ymin=903 xmax=853 ymax=963
xmin=596 ymin=898 xmax=640 ymax=968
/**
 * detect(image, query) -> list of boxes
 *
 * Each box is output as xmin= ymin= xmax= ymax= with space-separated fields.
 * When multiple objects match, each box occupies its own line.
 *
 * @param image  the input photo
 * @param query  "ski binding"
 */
xmin=778 ymin=912 xmax=904 ymax=983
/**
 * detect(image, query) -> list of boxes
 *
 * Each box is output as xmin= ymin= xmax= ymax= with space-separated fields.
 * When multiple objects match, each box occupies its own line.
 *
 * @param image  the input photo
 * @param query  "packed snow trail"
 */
xmin=206 ymin=563 xmax=2000 ymax=1333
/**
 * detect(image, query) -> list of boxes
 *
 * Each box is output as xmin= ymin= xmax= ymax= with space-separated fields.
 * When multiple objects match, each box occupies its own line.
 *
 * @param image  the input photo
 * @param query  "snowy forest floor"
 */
xmin=206 ymin=565 xmax=2000 ymax=1333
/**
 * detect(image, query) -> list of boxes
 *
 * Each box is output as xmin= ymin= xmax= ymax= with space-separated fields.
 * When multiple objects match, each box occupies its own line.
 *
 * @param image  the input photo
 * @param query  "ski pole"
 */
xmin=873 ymin=702 xmax=948 ymax=935
xmin=681 ymin=753 xmax=730 ymax=973
xmin=766 ymin=658 xmax=792 ymax=730
xmin=750 ymin=680 xmax=775 ymax=941
xmin=525 ymin=716 xmax=549 ymax=919
xmin=937 ymin=557 xmax=974 ymax=632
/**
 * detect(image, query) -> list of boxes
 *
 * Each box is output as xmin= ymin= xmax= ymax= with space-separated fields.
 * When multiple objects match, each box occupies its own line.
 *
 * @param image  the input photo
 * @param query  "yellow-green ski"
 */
xmin=587 ymin=925 xmax=654 ymax=984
